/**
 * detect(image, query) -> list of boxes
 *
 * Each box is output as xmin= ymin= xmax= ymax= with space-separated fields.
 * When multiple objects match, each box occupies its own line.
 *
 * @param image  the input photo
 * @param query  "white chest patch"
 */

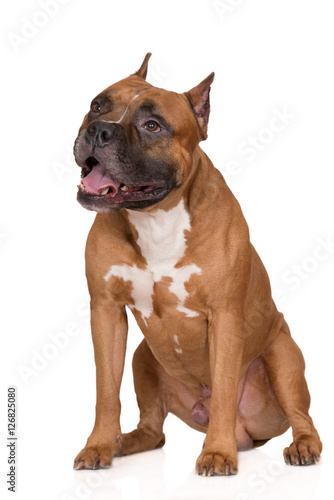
xmin=104 ymin=200 xmax=201 ymax=323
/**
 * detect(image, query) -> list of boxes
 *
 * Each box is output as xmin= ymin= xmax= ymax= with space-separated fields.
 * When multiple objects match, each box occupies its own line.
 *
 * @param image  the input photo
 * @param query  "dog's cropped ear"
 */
xmin=134 ymin=53 xmax=152 ymax=80
xmin=185 ymin=72 xmax=215 ymax=140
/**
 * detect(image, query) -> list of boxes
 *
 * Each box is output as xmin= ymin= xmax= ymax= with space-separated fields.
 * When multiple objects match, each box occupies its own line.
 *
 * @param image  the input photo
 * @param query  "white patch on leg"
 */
xmin=104 ymin=200 xmax=201 ymax=323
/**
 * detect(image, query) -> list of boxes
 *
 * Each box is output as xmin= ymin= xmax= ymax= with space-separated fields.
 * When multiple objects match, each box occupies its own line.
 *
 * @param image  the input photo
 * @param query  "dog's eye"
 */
xmin=144 ymin=120 xmax=161 ymax=133
xmin=91 ymin=101 xmax=101 ymax=113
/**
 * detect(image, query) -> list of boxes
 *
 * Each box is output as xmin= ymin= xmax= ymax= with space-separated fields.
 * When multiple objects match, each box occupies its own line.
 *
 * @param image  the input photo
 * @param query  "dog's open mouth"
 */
xmin=77 ymin=156 xmax=167 ymax=203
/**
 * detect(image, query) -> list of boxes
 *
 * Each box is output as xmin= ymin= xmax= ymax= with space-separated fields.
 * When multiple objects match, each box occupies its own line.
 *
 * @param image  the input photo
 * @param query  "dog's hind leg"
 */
xmin=118 ymin=340 xmax=167 ymax=456
xmin=263 ymin=324 xmax=322 ymax=465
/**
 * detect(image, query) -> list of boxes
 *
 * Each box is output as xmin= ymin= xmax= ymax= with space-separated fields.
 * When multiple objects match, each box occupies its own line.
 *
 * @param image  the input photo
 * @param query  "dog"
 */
xmin=73 ymin=53 xmax=322 ymax=475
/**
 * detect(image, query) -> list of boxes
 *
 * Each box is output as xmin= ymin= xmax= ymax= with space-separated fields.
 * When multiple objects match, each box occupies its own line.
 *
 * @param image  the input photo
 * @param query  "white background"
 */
xmin=1 ymin=1 xmax=334 ymax=499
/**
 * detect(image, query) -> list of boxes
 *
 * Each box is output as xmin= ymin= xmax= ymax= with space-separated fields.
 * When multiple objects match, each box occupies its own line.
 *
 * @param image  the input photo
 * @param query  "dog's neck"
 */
xmin=125 ymin=198 xmax=191 ymax=265
xmin=122 ymin=146 xmax=228 ymax=252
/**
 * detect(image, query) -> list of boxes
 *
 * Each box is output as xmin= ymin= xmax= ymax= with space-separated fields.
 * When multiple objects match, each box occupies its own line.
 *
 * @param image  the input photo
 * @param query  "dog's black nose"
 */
xmin=85 ymin=121 xmax=116 ymax=147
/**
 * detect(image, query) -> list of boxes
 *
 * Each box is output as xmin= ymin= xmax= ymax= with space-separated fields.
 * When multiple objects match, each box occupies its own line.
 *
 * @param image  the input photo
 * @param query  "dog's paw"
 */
xmin=73 ymin=444 xmax=114 ymax=470
xmin=119 ymin=429 xmax=165 ymax=455
xmin=284 ymin=436 xmax=322 ymax=466
xmin=196 ymin=451 xmax=238 ymax=476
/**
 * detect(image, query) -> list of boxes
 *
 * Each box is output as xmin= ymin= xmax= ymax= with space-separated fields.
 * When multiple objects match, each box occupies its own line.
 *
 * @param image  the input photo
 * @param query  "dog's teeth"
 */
xmin=121 ymin=185 xmax=129 ymax=192
xmin=100 ymin=188 xmax=109 ymax=195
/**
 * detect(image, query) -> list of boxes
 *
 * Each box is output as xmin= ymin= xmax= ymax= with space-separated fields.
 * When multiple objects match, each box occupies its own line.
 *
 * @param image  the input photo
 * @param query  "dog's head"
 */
xmin=74 ymin=53 xmax=214 ymax=212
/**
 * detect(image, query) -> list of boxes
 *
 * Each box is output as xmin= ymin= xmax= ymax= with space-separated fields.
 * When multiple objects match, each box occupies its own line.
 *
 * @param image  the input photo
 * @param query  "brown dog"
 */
xmin=73 ymin=54 xmax=322 ymax=475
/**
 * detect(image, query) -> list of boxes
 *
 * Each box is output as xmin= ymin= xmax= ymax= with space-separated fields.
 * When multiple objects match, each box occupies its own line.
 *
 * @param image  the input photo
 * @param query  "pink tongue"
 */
xmin=82 ymin=164 xmax=121 ymax=196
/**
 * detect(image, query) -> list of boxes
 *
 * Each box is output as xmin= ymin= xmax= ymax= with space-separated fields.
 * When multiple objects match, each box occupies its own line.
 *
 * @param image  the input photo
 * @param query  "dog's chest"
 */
xmin=104 ymin=200 xmax=201 ymax=324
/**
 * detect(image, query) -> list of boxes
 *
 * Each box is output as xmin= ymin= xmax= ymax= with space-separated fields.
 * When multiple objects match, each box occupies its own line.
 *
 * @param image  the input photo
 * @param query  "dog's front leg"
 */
xmin=196 ymin=309 xmax=243 ymax=476
xmin=74 ymin=299 xmax=128 ymax=470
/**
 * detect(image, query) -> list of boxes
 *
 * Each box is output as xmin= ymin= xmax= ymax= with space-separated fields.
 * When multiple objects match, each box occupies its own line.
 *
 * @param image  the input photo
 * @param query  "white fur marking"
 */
xmin=104 ymin=264 xmax=153 ymax=321
xmin=176 ymin=305 xmax=200 ymax=317
xmin=100 ymin=93 xmax=140 ymax=124
xmin=104 ymin=200 xmax=201 ymax=322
